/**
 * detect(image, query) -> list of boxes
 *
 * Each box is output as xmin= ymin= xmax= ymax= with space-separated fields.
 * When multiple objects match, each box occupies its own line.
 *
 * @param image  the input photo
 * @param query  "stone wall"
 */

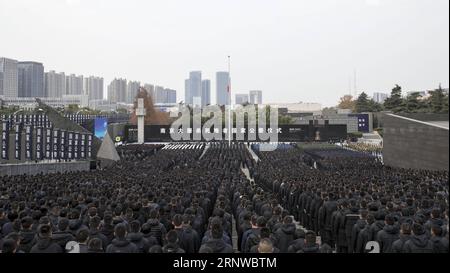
xmin=383 ymin=114 xmax=449 ymax=171
xmin=0 ymin=161 xmax=90 ymax=176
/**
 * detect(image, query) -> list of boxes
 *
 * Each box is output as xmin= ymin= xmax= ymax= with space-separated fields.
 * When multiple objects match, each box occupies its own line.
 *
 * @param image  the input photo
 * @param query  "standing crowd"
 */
xmin=0 ymin=143 xmax=448 ymax=253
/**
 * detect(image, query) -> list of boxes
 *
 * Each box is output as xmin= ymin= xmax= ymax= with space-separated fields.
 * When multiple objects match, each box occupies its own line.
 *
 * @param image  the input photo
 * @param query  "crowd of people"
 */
xmin=0 ymin=142 xmax=448 ymax=253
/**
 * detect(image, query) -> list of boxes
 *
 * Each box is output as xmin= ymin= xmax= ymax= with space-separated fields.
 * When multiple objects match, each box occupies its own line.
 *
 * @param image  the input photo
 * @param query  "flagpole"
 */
xmin=228 ymin=56 xmax=231 ymax=146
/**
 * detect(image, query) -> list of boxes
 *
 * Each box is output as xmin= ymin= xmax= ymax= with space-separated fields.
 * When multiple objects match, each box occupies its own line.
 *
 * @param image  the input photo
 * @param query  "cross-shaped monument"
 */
xmin=136 ymin=98 xmax=146 ymax=144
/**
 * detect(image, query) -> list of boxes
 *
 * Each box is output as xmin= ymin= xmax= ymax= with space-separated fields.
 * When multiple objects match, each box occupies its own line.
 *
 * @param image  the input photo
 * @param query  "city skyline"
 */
xmin=0 ymin=0 xmax=448 ymax=107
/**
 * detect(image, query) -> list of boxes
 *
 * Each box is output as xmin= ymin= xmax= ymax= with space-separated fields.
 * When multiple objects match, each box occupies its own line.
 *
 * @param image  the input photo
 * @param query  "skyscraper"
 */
xmin=189 ymin=71 xmax=202 ymax=107
xmin=216 ymin=71 xmax=230 ymax=106
xmin=235 ymin=93 xmax=249 ymax=105
xmin=165 ymin=89 xmax=177 ymax=104
xmin=45 ymin=70 xmax=66 ymax=98
xmin=249 ymin=90 xmax=262 ymax=104
xmin=202 ymin=79 xmax=211 ymax=106
xmin=184 ymin=79 xmax=190 ymax=104
xmin=83 ymin=76 xmax=104 ymax=101
xmin=0 ymin=57 xmax=18 ymax=97
xmin=143 ymin=84 xmax=155 ymax=100
xmin=107 ymin=78 xmax=127 ymax=103
xmin=18 ymin=61 xmax=45 ymax=97
xmin=127 ymin=81 xmax=141 ymax=103
xmin=66 ymin=74 xmax=84 ymax=95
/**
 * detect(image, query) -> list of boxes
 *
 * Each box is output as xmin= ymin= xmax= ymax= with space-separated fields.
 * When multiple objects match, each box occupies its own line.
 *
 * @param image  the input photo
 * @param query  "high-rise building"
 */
xmin=0 ymin=57 xmax=19 ymax=97
xmin=165 ymin=88 xmax=177 ymax=104
xmin=216 ymin=71 xmax=230 ymax=106
xmin=235 ymin=93 xmax=249 ymax=105
xmin=189 ymin=71 xmax=202 ymax=106
xmin=127 ymin=81 xmax=141 ymax=103
xmin=45 ymin=70 xmax=66 ymax=98
xmin=83 ymin=76 xmax=104 ymax=101
xmin=143 ymin=84 xmax=155 ymax=100
xmin=202 ymin=79 xmax=211 ymax=106
xmin=66 ymin=74 xmax=84 ymax=95
xmin=373 ymin=92 xmax=389 ymax=104
xmin=154 ymin=85 xmax=165 ymax=104
xmin=249 ymin=90 xmax=262 ymax=104
xmin=107 ymin=78 xmax=127 ymax=103
xmin=18 ymin=61 xmax=45 ymax=97
xmin=184 ymin=79 xmax=190 ymax=104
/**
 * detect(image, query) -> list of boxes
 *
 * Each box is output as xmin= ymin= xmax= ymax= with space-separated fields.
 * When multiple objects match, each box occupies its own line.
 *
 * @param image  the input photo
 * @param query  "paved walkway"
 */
xmin=245 ymin=144 xmax=259 ymax=163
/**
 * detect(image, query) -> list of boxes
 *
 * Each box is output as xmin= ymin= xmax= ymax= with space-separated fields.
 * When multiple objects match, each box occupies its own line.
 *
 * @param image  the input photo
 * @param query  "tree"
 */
xmin=384 ymin=84 xmax=405 ymax=113
xmin=338 ymin=95 xmax=355 ymax=111
xmin=368 ymin=99 xmax=384 ymax=112
xmin=355 ymin=92 xmax=371 ymax=113
xmin=428 ymin=85 xmax=446 ymax=113
xmin=405 ymin=92 xmax=421 ymax=113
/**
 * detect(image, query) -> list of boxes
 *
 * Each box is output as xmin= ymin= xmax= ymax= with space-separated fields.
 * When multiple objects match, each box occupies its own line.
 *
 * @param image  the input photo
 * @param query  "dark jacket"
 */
xmin=147 ymin=219 xmax=167 ymax=246
xmin=403 ymin=234 xmax=434 ymax=253
xmin=202 ymin=238 xmax=233 ymax=253
xmin=274 ymin=223 xmax=296 ymax=253
xmin=287 ymin=238 xmax=305 ymax=253
xmin=356 ymin=225 xmax=371 ymax=253
xmin=391 ymin=234 xmax=411 ymax=253
xmin=176 ymin=227 xmax=200 ymax=254
xmin=89 ymin=229 xmax=109 ymax=250
xmin=376 ymin=224 xmax=400 ymax=253
xmin=162 ymin=243 xmax=185 ymax=253
xmin=126 ymin=232 xmax=148 ymax=253
xmin=298 ymin=243 xmax=320 ymax=253
xmin=106 ymin=238 xmax=138 ymax=253
xmin=30 ymin=236 xmax=63 ymax=253
xmin=369 ymin=220 xmax=385 ymax=241
xmin=351 ymin=220 xmax=367 ymax=253
xmin=430 ymin=236 xmax=449 ymax=253
xmin=51 ymin=230 xmax=75 ymax=250
xmin=18 ymin=230 xmax=36 ymax=253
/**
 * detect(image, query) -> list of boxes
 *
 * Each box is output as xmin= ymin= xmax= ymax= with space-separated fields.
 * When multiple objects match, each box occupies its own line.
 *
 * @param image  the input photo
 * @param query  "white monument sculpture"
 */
xmin=136 ymin=98 xmax=146 ymax=144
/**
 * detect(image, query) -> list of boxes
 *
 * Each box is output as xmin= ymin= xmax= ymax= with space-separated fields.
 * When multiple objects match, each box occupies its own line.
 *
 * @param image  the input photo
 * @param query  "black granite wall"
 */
xmin=383 ymin=114 xmax=449 ymax=171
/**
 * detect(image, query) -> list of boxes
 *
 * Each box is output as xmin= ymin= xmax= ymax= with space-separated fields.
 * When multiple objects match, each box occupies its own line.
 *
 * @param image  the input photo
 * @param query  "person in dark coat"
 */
xmin=87 ymin=238 xmax=104 ymax=253
xmin=369 ymin=211 xmax=386 ymax=242
xmin=88 ymin=216 xmax=108 ymax=250
xmin=1 ymin=239 xmax=18 ymax=253
xmin=177 ymin=214 xmax=200 ymax=253
xmin=430 ymin=225 xmax=448 ymax=253
xmin=52 ymin=218 xmax=75 ymax=250
xmin=141 ymin=223 xmax=159 ymax=250
xmin=241 ymin=216 xmax=265 ymax=253
xmin=126 ymin=220 xmax=148 ymax=253
xmin=344 ymin=201 xmax=360 ymax=253
xmin=162 ymin=230 xmax=185 ymax=253
xmin=30 ymin=224 xmax=63 ymax=253
xmin=351 ymin=210 xmax=368 ymax=253
xmin=146 ymin=209 xmax=167 ymax=246
xmin=376 ymin=214 xmax=400 ymax=253
xmin=356 ymin=214 xmax=375 ymax=253
xmin=274 ymin=216 xmax=296 ymax=253
xmin=392 ymin=223 xmax=412 ymax=253
xmin=321 ymin=194 xmax=338 ymax=247
xmin=287 ymin=229 xmax=306 ymax=253
xmin=18 ymin=216 xmax=36 ymax=253
xmin=106 ymin=223 xmax=138 ymax=253
xmin=297 ymin=231 xmax=320 ymax=253
xmin=201 ymin=217 xmax=233 ymax=253
xmin=402 ymin=223 xmax=434 ymax=253
xmin=100 ymin=213 xmax=115 ymax=245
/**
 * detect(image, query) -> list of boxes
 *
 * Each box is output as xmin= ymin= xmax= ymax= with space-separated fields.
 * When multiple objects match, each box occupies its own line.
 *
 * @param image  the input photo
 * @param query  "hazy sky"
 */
xmin=0 ymin=0 xmax=448 ymax=106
